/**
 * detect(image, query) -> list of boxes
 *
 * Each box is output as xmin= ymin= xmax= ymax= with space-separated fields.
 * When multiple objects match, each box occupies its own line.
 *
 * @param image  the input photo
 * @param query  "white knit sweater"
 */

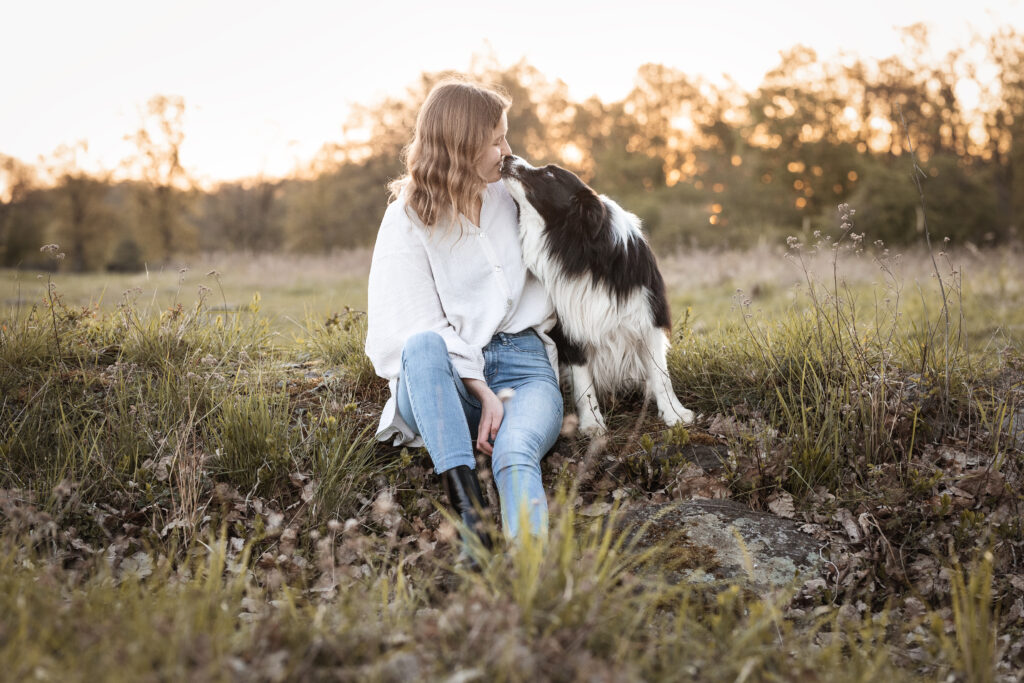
xmin=365 ymin=181 xmax=558 ymax=446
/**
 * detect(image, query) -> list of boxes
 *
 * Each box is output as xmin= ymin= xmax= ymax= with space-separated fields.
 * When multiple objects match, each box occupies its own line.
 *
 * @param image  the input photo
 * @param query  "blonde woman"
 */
xmin=365 ymin=80 xmax=562 ymax=557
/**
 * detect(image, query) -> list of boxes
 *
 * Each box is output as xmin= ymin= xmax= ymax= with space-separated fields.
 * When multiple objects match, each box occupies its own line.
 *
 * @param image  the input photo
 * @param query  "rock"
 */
xmin=609 ymin=437 xmax=731 ymax=492
xmin=617 ymin=499 xmax=825 ymax=591
xmin=649 ymin=441 xmax=730 ymax=473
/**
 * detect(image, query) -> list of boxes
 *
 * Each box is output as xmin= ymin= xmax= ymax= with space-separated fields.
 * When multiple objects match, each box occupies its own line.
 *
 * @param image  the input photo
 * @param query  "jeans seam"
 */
xmin=455 ymin=373 xmax=481 ymax=409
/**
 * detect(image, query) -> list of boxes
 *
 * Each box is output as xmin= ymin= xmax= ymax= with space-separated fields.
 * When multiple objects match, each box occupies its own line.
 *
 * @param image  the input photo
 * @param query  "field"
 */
xmin=1 ymin=240 xmax=1023 ymax=681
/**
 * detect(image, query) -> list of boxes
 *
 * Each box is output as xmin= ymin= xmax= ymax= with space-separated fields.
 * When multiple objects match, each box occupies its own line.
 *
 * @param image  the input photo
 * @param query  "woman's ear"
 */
xmin=570 ymin=189 xmax=607 ymax=238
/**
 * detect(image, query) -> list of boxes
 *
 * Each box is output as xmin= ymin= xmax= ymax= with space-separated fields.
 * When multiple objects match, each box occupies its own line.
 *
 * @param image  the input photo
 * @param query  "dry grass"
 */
xmin=5 ymin=244 xmax=1022 ymax=339
xmin=1 ymin=243 xmax=1022 ymax=680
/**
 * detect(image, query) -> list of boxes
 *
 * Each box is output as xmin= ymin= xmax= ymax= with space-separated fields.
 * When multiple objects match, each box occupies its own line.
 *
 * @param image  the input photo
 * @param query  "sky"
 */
xmin=3 ymin=0 xmax=1024 ymax=188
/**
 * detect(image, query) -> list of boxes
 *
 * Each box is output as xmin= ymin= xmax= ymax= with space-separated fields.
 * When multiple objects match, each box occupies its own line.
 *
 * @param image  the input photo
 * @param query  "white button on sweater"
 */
xmin=364 ymin=181 xmax=558 ymax=446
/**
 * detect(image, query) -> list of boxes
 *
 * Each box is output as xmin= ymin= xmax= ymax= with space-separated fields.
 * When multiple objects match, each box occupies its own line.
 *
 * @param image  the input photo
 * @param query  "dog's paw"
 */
xmin=578 ymin=415 xmax=607 ymax=437
xmin=663 ymin=407 xmax=696 ymax=426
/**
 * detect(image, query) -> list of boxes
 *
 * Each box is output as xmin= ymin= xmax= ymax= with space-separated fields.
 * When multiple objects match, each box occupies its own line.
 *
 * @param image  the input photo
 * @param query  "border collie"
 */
xmin=500 ymin=155 xmax=694 ymax=435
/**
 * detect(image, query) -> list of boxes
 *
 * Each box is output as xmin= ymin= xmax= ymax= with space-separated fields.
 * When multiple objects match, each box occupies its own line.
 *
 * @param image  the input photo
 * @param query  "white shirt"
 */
xmin=365 ymin=180 xmax=558 ymax=446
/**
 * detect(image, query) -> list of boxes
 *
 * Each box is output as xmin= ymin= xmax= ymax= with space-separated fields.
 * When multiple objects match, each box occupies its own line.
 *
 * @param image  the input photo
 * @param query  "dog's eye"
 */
xmin=543 ymin=170 xmax=554 ymax=178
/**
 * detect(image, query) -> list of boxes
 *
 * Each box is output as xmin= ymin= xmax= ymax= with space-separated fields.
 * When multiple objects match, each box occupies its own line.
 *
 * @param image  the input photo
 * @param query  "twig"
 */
xmin=46 ymin=275 xmax=64 ymax=362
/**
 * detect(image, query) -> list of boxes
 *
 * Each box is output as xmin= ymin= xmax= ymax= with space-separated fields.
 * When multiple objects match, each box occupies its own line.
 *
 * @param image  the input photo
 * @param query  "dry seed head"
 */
xmin=436 ymin=521 xmax=457 ymax=544
xmin=560 ymin=413 xmax=579 ymax=437
xmin=372 ymin=489 xmax=395 ymax=517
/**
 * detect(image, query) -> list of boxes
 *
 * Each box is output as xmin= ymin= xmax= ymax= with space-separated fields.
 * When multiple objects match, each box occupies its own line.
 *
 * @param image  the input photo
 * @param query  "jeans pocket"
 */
xmin=507 ymin=332 xmax=546 ymax=357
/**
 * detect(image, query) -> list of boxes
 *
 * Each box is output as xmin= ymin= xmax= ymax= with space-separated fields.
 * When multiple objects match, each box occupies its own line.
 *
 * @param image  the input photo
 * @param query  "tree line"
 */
xmin=2 ymin=25 xmax=1022 ymax=271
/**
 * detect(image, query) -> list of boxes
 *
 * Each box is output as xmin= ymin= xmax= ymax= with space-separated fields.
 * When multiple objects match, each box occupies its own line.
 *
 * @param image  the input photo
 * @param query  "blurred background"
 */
xmin=2 ymin=1 xmax=1023 ymax=274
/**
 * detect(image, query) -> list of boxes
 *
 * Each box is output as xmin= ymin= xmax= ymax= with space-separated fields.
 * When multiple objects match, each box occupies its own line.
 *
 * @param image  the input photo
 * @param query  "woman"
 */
xmin=364 ymin=80 xmax=563 ymax=554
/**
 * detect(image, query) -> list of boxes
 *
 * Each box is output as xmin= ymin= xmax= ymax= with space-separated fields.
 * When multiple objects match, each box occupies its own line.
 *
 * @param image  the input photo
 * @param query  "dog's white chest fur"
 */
xmin=515 ymin=199 xmax=651 ymax=394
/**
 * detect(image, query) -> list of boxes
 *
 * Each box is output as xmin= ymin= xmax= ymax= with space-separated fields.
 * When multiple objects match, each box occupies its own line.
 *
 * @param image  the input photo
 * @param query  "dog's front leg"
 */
xmin=568 ymin=363 xmax=606 ymax=436
xmin=643 ymin=328 xmax=695 ymax=426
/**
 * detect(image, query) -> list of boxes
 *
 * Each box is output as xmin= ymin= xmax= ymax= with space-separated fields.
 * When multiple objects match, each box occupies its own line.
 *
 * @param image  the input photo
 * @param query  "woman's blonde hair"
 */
xmin=389 ymin=79 xmax=511 ymax=230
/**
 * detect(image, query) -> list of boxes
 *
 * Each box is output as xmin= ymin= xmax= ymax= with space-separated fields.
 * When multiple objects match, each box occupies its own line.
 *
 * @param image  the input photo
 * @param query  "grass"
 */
xmin=1 ymin=243 xmax=1022 ymax=680
xmin=1 ymin=249 xmax=372 ymax=339
xmin=0 ymin=492 xmax=964 ymax=682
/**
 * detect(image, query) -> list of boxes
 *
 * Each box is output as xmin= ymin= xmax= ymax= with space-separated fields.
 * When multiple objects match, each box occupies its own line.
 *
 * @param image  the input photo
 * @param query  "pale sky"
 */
xmin=3 ymin=0 xmax=1024 ymax=186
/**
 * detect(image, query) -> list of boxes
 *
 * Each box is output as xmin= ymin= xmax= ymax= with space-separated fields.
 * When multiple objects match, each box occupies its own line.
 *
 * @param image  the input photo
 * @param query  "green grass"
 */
xmin=1 ymin=245 xmax=1021 ymax=680
xmin=1 ymin=250 xmax=372 ymax=339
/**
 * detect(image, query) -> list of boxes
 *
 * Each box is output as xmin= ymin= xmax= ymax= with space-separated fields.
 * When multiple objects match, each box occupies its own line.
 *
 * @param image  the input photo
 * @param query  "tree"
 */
xmin=124 ymin=94 xmax=195 ymax=260
xmin=46 ymin=142 xmax=115 ymax=271
xmin=979 ymin=28 xmax=1024 ymax=238
xmin=0 ymin=154 xmax=47 ymax=268
xmin=198 ymin=176 xmax=282 ymax=252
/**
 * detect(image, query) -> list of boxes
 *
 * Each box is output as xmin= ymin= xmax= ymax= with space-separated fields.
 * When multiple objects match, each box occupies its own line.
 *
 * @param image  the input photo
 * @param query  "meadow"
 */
xmin=1 ymin=237 xmax=1022 ymax=681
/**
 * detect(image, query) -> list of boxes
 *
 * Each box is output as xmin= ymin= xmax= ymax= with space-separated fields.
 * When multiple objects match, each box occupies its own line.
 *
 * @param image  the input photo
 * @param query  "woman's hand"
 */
xmin=463 ymin=379 xmax=503 ymax=456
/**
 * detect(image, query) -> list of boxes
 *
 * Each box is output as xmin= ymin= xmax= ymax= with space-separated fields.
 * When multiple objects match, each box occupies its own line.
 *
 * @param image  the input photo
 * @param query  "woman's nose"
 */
xmin=501 ymin=140 xmax=512 ymax=156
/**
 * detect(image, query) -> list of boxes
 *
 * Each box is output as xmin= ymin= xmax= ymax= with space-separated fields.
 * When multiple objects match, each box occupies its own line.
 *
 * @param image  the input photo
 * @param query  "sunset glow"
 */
xmin=3 ymin=0 xmax=1024 ymax=185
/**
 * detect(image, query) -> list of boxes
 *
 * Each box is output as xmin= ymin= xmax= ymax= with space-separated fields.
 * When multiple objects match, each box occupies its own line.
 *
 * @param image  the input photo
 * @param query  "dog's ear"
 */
xmin=570 ymin=189 xmax=607 ymax=237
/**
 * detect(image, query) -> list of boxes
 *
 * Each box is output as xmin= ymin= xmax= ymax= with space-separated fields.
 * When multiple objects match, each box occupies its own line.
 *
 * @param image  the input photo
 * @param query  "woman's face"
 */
xmin=475 ymin=111 xmax=512 ymax=184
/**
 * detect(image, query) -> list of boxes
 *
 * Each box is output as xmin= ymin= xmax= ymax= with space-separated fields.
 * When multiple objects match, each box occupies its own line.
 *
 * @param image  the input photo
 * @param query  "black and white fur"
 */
xmin=500 ymin=155 xmax=694 ymax=435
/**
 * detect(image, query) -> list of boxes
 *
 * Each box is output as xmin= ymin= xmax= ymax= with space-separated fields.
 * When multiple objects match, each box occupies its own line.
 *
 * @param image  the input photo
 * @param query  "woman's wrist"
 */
xmin=462 ymin=378 xmax=494 ymax=402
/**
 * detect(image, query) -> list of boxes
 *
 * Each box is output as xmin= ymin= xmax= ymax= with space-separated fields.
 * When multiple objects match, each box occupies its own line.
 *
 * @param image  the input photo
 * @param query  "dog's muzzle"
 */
xmin=501 ymin=154 xmax=535 ymax=178
xmin=500 ymin=155 xmax=517 ymax=178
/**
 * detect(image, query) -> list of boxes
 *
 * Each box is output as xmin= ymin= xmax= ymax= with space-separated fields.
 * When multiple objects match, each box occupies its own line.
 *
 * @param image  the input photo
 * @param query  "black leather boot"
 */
xmin=440 ymin=465 xmax=494 ymax=555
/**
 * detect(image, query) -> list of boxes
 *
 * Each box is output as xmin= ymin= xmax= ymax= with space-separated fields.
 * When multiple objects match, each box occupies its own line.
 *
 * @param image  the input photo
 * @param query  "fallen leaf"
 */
xmin=121 ymin=551 xmax=153 ymax=579
xmin=579 ymin=501 xmax=612 ymax=517
xmin=833 ymin=508 xmax=862 ymax=542
xmin=708 ymin=414 xmax=742 ymax=438
xmin=767 ymin=492 xmax=796 ymax=519
xmin=956 ymin=470 xmax=1004 ymax=498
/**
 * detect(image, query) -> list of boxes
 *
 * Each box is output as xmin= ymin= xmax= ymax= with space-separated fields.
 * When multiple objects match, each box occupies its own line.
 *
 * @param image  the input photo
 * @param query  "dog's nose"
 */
xmin=500 ymin=155 xmax=517 ymax=177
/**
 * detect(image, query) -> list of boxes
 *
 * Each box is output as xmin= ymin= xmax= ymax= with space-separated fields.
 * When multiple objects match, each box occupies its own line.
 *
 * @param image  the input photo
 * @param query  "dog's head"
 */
xmin=500 ymin=155 xmax=607 ymax=237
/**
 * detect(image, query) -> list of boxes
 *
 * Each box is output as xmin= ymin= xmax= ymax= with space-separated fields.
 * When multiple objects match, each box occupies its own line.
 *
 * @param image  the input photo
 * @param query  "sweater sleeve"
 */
xmin=365 ymin=204 xmax=486 ymax=383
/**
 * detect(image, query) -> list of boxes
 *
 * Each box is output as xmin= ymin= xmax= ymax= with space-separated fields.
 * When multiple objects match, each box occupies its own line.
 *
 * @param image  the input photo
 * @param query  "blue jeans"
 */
xmin=396 ymin=329 xmax=563 ymax=540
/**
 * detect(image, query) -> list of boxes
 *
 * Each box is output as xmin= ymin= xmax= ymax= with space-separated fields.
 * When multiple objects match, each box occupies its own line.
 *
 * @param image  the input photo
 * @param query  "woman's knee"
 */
xmin=497 ymin=396 xmax=563 ymax=459
xmin=493 ymin=460 xmax=543 ymax=490
xmin=401 ymin=330 xmax=448 ymax=364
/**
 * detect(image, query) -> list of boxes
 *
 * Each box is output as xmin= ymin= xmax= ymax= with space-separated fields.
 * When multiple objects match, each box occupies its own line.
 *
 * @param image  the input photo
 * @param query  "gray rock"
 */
xmin=618 ymin=499 xmax=825 ymax=591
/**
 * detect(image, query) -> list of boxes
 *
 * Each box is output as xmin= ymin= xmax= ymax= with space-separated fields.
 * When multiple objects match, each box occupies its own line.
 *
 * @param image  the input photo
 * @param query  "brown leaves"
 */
xmin=766 ymin=491 xmax=796 ymax=519
xmin=955 ymin=469 xmax=1005 ymax=498
xmin=833 ymin=508 xmax=862 ymax=543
